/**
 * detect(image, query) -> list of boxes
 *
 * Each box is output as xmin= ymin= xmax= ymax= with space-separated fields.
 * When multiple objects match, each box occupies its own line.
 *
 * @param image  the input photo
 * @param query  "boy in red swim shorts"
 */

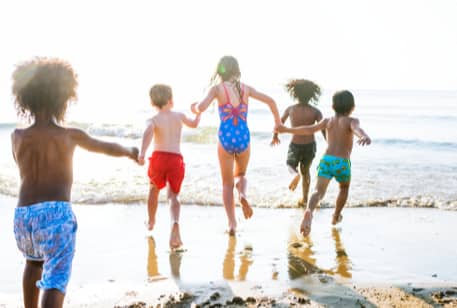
xmin=138 ymin=84 xmax=201 ymax=249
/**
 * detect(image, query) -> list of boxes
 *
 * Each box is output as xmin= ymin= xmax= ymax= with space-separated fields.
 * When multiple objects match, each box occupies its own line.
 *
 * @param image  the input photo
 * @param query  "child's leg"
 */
xmin=299 ymin=162 xmax=312 ymax=207
xmin=22 ymin=260 xmax=43 ymax=308
xmin=301 ymin=176 xmax=331 ymax=236
xmin=332 ymin=181 xmax=350 ymax=224
xmin=147 ymin=184 xmax=160 ymax=230
xmin=167 ymin=188 xmax=183 ymax=248
xmin=217 ymin=144 xmax=236 ymax=234
xmin=234 ymin=147 xmax=252 ymax=219
xmin=286 ymin=144 xmax=300 ymax=191
xmin=41 ymin=289 xmax=65 ymax=308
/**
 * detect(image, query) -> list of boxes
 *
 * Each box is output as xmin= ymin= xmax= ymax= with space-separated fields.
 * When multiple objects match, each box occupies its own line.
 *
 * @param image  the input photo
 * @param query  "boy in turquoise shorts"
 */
xmin=277 ymin=90 xmax=371 ymax=236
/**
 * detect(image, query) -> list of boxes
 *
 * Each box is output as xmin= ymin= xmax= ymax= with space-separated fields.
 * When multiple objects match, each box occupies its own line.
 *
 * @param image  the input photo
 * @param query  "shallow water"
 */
xmin=1 ymin=90 xmax=457 ymax=208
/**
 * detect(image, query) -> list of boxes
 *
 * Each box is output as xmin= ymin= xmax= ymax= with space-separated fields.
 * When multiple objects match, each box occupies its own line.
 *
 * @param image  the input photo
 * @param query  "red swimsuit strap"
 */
xmin=219 ymin=83 xmax=246 ymax=107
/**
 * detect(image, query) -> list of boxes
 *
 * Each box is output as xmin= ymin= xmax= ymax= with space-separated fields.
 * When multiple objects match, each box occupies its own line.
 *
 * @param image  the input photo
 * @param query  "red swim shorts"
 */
xmin=148 ymin=151 xmax=185 ymax=193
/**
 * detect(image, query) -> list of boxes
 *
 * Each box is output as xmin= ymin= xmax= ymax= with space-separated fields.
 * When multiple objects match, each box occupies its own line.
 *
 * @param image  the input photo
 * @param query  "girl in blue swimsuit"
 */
xmin=191 ymin=56 xmax=281 ymax=235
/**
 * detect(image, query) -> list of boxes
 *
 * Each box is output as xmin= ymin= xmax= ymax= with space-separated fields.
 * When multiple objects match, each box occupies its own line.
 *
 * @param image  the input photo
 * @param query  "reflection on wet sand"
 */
xmin=169 ymin=251 xmax=182 ymax=279
xmin=332 ymin=228 xmax=352 ymax=278
xmin=223 ymin=236 xmax=253 ymax=281
xmin=288 ymin=227 xmax=352 ymax=279
xmin=147 ymin=236 xmax=161 ymax=279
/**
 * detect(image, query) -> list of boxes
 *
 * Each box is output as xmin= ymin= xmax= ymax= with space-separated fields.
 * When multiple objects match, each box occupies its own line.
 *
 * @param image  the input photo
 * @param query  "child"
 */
xmin=11 ymin=58 xmax=138 ymax=308
xmin=138 ymin=84 xmax=201 ymax=249
xmin=191 ymin=55 xmax=281 ymax=235
xmin=277 ymin=90 xmax=371 ymax=236
xmin=273 ymin=79 xmax=324 ymax=206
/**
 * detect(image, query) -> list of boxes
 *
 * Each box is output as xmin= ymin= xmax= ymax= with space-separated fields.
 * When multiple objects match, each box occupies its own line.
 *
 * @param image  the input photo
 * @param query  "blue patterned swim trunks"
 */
xmin=317 ymin=154 xmax=351 ymax=183
xmin=14 ymin=201 xmax=77 ymax=294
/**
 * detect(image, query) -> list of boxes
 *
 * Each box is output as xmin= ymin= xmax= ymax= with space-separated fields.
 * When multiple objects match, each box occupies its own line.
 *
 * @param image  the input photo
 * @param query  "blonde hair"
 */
xmin=149 ymin=84 xmax=172 ymax=109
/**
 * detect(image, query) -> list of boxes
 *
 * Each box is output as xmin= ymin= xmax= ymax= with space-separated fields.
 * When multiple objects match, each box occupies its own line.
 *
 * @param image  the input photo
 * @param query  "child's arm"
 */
xmin=277 ymin=118 xmax=328 ymax=135
xmin=350 ymin=118 xmax=371 ymax=146
xmin=180 ymin=112 xmax=201 ymax=128
xmin=315 ymin=109 xmax=327 ymax=140
xmin=271 ymin=107 xmax=291 ymax=146
xmin=138 ymin=120 xmax=155 ymax=165
xmin=249 ymin=87 xmax=281 ymax=125
xmin=70 ymin=128 xmax=139 ymax=161
xmin=191 ymin=86 xmax=217 ymax=114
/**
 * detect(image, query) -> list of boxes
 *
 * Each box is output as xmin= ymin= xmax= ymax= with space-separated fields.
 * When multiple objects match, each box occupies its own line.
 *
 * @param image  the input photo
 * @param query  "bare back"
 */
xmin=12 ymin=124 xmax=77 ymax=207
xmin=214 ymin=82 xmax=250 ymax=107
xmin=287 ymin=104 xmax=322 ymax=144
xmin=325 ymin=116 xmax=355 ymax=158
xmin=151 ymin=110 xmax=183 ymax=154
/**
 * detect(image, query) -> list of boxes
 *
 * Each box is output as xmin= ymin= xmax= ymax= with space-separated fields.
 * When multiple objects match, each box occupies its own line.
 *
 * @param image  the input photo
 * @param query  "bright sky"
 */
xmin=1 ymin=0 xmax=456 ymax=122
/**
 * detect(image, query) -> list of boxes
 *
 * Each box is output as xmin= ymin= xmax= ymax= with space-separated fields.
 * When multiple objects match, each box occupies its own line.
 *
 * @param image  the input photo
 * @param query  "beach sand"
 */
xmin=1 ymin=194 xmax=456 ymax=307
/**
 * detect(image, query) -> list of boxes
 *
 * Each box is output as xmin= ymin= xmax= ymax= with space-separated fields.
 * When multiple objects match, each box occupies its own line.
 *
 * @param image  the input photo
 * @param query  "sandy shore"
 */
xmin=1 ymin=194 xmax=456 ymax=307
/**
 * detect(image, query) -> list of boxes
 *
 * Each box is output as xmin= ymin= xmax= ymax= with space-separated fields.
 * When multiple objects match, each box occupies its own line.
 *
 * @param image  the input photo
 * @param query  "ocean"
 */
xmin=1 ymin=89 xmax=457 ymax=209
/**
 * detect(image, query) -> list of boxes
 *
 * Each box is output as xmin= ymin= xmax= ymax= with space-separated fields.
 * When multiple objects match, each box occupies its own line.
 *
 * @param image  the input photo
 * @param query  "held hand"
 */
xmin=190 ymin=102 xmax=200 ymax=115
xmin=131 ymin=147 xmax=140 ymax=163
xmin=357 ymin=136 xmax=371 ymax=146
xmin=275 ymin=124 xmax=289 ymax=134
xmin=270 ymin=134 xmax=280 ymax=146
xmin=138 ymin=157 xmax=145 ymax=166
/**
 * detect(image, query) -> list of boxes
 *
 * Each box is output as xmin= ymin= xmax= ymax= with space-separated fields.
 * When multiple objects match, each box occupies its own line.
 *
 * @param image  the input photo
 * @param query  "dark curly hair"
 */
xmin=12 ymin=57 xmax=78 ymax=122
xmin=332 ymin=90 xmax=355 ymax=115
xmin=211 ymin=55 xmax=243 ymax=102
xmin=285 ymin=79 xmax=321 ymax=105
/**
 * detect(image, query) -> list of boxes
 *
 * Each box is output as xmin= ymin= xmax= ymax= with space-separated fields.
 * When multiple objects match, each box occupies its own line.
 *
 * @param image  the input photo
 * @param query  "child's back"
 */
xmin=324 ymin=115 xmax=356 ymax=159
xmin=287 ymin=104 xmax=322 ymax=145
xmin=13 ymin=124 xmax=75 ymax=206
xmin=150 ymin=110 xmax=184 ymax=154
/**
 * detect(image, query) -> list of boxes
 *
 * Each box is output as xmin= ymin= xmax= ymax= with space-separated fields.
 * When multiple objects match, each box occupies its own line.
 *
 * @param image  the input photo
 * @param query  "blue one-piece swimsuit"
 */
xmin=218 ymin=83 xmax=250 ymax=155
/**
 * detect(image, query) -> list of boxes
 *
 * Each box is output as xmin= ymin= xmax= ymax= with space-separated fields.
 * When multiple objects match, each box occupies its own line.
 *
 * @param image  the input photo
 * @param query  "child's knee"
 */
xmin=222 ymin=181 xmax=235 ymax=189
xmin=339 ymin=182 xmax=350 ymax=191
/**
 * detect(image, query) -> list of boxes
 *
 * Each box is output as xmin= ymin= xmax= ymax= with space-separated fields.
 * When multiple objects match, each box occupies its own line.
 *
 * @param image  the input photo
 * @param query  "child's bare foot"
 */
xmin=300 ymin=210 xmax=313 ymax=237
xmin=240 ymin=196 xmax=253 ymax=219
xmin=170 ymin=223 xmax=183 ymax=249
xmin=227 ymin=220 xmax=237 ymax=236
xmin=288 ymin=166 xmax=300 ymax=191
xmin=332 ymin=213 xmax=343 ymax=225
xmin=289 ymin=174 xmax=300 ymax=191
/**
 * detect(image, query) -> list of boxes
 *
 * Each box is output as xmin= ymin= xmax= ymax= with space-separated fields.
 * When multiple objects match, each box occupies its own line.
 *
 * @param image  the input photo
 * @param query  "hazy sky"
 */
xmin=1 ymin=0 xmax=456 ymax=121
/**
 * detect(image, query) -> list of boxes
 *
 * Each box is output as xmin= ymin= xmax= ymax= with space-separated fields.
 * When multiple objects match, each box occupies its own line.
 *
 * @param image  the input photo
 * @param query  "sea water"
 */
xmin=1 ymin=89 xmax=456 ymax=209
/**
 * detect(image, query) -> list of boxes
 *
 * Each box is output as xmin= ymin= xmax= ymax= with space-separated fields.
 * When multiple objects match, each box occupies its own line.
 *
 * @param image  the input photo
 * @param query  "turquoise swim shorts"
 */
xmin=317 ymin=154 xmax=351 ymax=183
xmin=14 ymin=201 xmax=77 ymax=294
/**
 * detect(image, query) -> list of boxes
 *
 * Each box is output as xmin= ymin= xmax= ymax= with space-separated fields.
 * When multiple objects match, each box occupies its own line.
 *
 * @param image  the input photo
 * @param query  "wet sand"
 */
xmin=1 ymin=194 xmax=456 ymax=307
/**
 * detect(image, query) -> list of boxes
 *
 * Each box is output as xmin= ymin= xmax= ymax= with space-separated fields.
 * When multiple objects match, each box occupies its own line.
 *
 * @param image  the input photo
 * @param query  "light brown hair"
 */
xmin=149 ymin=84 xmax=172 ymax=109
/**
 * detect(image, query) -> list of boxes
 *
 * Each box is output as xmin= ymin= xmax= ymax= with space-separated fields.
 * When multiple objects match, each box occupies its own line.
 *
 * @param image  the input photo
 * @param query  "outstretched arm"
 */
xmin=316 ymin=109 xmax=326 ymax=140
xmin=271 ymin=107 xmax=290 ymax=146
xmin=181 ymin=112 xmax=201 ymax=128
xmin=249 ymin=87 xmax=281 ymax=125
xmin=138 ymin=120 xmax=155 ymax=165
xmin=277 ymin=118 xmax=328 ymax=135
xmin=191 ymin=86 xmax=217 ymax=114
xmin=70 ymin=128 xmax=138 ymax=161
xmin=350 ymin=118 xmax=371 ymax=145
